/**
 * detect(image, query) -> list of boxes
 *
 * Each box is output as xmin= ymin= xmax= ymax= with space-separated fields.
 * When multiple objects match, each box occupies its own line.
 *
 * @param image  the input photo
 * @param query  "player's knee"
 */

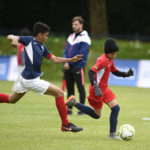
xmin=112 ymin=105 xmax=120 ymax=114
xmin=56 ymin=89 xmax=64 ymax=97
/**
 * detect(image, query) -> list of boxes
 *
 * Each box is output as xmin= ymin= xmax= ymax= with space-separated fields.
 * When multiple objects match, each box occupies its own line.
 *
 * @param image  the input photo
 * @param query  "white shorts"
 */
xmin=14 ymin=75 xmax=50 ymax=95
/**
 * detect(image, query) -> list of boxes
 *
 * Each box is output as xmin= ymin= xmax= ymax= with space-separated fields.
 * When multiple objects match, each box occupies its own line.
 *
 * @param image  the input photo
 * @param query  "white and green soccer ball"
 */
xmin=118 ymin=124 xmax=135 ymax=141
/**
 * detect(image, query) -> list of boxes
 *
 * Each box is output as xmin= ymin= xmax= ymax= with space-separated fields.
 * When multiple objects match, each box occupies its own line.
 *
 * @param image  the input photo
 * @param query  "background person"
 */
xmin=63 ymin=16 xmax=91 ymax=115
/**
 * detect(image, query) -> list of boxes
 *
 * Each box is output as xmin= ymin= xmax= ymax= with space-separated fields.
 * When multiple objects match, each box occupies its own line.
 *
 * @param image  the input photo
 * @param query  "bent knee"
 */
xmin=111 ymin=105 xmax=120 ymax=114
xmin=55 ymin=89 xmax=64 ymax=98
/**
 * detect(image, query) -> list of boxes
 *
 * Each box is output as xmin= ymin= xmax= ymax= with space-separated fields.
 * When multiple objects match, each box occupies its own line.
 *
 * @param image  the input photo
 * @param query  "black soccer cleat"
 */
xmin=67 ymin=109 xmax=73 ymax=115
xmin=61 ymin=123 xmax=83 ymax=132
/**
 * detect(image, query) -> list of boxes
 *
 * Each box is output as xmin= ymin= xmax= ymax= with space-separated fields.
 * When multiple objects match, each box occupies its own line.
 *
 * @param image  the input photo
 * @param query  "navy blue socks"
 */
xmin=110 ymin=105 xmax=120 ymax=133
xmin=75 ymin=103 xmax=100 ymax=119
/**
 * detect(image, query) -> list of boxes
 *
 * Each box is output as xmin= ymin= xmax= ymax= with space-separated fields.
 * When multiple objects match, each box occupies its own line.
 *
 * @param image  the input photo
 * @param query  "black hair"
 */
xmin=33 ymin=22 xmax=50 ymax=36
xmin=104 ymin=38 xmax=119 ymax=54
xmin=19 ymin=28 xmax=30 ymax=36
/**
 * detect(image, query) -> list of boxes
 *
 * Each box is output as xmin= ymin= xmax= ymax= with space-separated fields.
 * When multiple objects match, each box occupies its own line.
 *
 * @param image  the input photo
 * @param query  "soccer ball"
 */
xmin=118 ymin=124 xmax=135 ymax=141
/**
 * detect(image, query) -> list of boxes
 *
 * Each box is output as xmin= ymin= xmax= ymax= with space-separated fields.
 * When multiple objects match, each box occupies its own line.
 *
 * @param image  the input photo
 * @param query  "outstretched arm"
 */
xmin=49 ymin=54 xmax=83 ymax=63
xmin=7 ymin=35 xmax=19 ymax=48
xmin=112 ymin=68 xmax=134 ymax=78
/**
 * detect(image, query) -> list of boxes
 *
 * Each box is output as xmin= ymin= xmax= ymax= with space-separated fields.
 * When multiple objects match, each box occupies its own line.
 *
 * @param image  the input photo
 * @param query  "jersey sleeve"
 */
xmin=111 ymin=61 xmax=117 ymax=72
xmin=19 ymin=36 xmax=33 ymax=46
xmin=91 ymin=59 xmax=107 ymax=73
xmin=43 ymin=45 xmax=53 ymax=59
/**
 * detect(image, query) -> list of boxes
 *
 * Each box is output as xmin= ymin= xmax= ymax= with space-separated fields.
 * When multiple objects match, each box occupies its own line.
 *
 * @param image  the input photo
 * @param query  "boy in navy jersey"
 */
xmin=0 ymin=22 xmax=83 ymax=132
xmin=66 ymin=38 xmax=134 ymax=139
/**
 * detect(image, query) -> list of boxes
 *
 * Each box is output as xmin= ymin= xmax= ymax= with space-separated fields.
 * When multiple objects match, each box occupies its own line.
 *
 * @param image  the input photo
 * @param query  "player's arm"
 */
xmin=88 ymin=69 xmax=102 ymax=96
xmin=49 ymin=54 xmax=83 ymax=63
xmin=112 ymin=68 xmax=134 ymax=78
xmin=7 ymin=35 xmax=19 ymax=48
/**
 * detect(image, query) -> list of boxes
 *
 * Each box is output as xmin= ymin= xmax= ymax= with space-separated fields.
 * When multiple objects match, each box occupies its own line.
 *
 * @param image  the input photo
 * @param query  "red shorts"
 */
xmin=87 ymin=85 xmax=116 ymax=109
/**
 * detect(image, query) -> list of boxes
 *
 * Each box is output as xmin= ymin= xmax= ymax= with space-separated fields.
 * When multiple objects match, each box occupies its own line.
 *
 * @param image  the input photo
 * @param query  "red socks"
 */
xmin=55 ymin=96 xmax=69 ymax=125
xmin=0 ymin=93 xmax=9 ymax=103
xmin=61 ymin=79 xmax=66 ymax=91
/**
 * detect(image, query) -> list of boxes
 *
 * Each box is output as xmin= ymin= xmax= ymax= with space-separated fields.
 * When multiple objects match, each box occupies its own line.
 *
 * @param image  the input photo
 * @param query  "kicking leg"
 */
xmin=66 ymin=95 xmax=100 ymax=119
xmin=0 ymin=92 xmax=25 ymax=104
xmin=44 ymin=84 xmax=83 ymax=132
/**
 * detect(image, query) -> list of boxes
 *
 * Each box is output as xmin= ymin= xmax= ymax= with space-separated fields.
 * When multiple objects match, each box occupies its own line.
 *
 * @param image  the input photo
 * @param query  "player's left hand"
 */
xmin=71 ymin=55 xmax=83 ymax=62
xmin=93 ymin=82 xmax=102 ymax=97
xmin=126 ymin=68 xmax=134 ymax=77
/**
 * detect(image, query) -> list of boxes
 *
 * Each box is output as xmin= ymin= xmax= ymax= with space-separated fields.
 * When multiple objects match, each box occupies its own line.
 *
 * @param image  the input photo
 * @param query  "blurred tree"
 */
xmin=88 ymin=0 xmax=108 ymax=35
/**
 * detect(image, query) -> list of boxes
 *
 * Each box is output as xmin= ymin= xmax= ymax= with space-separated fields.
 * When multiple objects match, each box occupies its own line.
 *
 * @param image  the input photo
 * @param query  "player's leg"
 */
xmin=106 ymin=99 xmax=120 ymax=133
xmin=104 ymin=89 xmax=121 ymax=140
xmin=64 ymin=69 xmax=75 ymax=114
xmin=65 ymin=95 xmax=101 ymax=119
xmin=0 ymin=92 xmax=26 ymax=103
xmin=9 ymin=92 xmax=26 ymax=103
xmin=0 ymin=75 xmax=26 ymax=103
xmin=73 ymin=68 xmax=86 ymax=115
xmin=44 ymin=83 xmax=83 ymax=132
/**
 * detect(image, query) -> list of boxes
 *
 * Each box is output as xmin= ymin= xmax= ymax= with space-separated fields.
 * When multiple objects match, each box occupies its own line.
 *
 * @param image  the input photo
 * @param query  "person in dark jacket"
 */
xmin=63 ymin=16 xmax=91 ymax=115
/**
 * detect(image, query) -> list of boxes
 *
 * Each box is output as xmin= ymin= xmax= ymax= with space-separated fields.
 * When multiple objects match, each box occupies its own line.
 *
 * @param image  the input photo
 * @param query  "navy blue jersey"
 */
xmin=19 ymin=36 xmax=52 ymax=79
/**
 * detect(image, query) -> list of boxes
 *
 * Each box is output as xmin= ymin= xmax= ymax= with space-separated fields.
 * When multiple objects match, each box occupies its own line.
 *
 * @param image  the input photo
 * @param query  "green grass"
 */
xmin=0 ymin=81 xmax=150 ymax=150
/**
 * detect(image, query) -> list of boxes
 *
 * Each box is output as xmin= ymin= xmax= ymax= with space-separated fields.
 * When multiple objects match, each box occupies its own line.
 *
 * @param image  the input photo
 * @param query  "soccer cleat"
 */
xmin=61 ymin=123 xmax=83 ymax=132
xmin=108 ymin=133 xmax=122 ymax=140
xmin=65 ymin=95 xmax=77 ymax=107
xmin=67 ymin=109 xmax=73 ymax=115
xmin=77 ymin=111 xmax=84 ymax=116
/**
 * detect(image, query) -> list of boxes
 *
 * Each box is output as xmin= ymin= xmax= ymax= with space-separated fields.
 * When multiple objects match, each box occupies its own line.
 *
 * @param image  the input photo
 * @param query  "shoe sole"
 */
xmin=61 ymin=127 xmax=83 ymax=132
xmin=108 ymin=136 xmax=122 ymax=141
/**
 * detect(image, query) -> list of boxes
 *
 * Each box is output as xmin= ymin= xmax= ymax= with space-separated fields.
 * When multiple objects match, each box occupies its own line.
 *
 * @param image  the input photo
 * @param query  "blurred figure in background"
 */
xmin=61 ymin=42 xmax=67 ymax=92
xmin=12 ymin=28 xmax=30 ymax=90
xmin=63 ymin=16 xmax=91 ymax=115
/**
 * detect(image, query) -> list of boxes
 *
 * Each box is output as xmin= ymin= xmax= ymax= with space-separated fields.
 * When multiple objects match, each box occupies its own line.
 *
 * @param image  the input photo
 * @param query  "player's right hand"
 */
xmin=93 ymin=82 xmax=102 ymax=97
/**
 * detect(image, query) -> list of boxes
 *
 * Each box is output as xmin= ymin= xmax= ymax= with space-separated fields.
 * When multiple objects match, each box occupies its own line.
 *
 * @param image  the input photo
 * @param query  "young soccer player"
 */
xmin=66 ymin=38 xmax=134 ymax=139
xmin=0 ymin=21 xmax=83 ymax=132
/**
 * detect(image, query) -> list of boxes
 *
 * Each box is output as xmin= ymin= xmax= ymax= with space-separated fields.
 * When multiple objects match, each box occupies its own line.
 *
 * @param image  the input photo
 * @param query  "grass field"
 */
xmin=0 ymin=81 xmax=150 ymax=150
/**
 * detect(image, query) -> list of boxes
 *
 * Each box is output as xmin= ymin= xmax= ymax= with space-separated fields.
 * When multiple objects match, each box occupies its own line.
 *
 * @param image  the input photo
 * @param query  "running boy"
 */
xmin=66 ymin=38 xmax=134 ymax=139
xmin=0 ymin=21 xmax=83 ymax=132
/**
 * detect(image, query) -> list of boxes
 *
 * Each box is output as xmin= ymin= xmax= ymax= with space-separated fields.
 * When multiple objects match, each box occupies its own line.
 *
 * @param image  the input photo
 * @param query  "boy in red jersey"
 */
xmin=66 ymin=38 xmax=134 ymax=140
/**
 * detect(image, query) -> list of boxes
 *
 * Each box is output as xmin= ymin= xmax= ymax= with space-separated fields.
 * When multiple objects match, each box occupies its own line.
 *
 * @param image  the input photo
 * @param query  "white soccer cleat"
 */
xmin=109 ymin=133 xmax=122 ymax=141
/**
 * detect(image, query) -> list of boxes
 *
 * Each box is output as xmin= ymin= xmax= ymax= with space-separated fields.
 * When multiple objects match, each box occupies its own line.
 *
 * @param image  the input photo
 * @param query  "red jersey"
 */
xmin=17 ymin=43 xmax=25 ymax=66
xmin=91 ymin=54 xmax=117 ymax=93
